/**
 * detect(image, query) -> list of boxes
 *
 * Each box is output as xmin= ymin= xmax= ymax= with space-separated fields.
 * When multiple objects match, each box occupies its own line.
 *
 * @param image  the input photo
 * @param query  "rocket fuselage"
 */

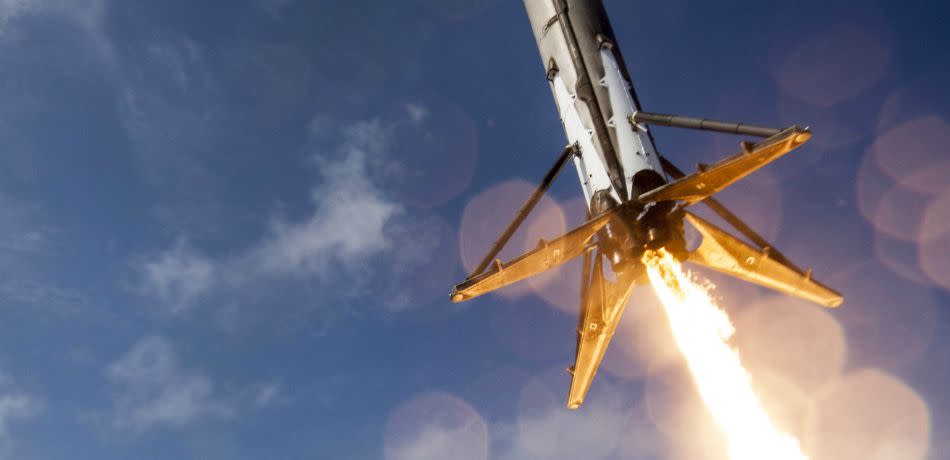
xmin=523 ymin=0 xmax=686 ymax=267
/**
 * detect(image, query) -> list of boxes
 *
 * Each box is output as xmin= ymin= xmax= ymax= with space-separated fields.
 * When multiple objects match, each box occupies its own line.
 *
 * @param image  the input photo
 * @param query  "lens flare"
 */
xmin=643 ymin=249 xmax=808 ymax=460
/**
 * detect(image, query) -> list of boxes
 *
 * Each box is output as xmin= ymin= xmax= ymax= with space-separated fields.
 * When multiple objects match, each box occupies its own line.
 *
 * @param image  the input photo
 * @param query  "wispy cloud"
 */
xmin=118 ymin=38 xmax=218 ymax=186
xmin=0 ymin=395 xmax=31 ymax=436
xmin=0 ymin=279 xmax=87 ymax=313
xmin=494 ymin=405 xmax=628 ymax=459
xmin=249 ymin=120 xmax=402 ymax=278
xmin=242 ymin=380 xmax=285 ymax=409
xmin=0 ymin=372 xmax=38 ymax=456
xmin=141 ymin=238 xmax=215 ymax=313
xmin=136 ymin=112 xmax=463 ymax=318
xmin=380 ymin=383 xmax=659 ymax=460
xmin=0 ymin=0 xmax=110 ymax=60
xmin=0 ymin=194 xmax=91 ymax=318
xmin=111 ymin=26 xmax=457 ymax=318
xmin=386 ymin=422 xmax=487 ymax=460
xmin=115 ymin=37 xmax=228 ymax=240
xmin=492 ymin=379 xmax=665 ymax=460
xmin=405 ymin=103 xmax=428 ymax=123
xmin=0 ymin=0 xmax=32 ymax=32
xmin=0 ymin=193 xmax=47 ymax=255
xmin=383 ymin=392 xmax=489 ymax=460
xmin=105 ymin=336 xmax=233 ymax=431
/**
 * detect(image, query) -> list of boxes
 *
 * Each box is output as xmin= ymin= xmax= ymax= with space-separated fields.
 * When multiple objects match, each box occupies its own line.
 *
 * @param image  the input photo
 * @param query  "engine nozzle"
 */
xmin=636 ymin=203 xmax=688 ymax=261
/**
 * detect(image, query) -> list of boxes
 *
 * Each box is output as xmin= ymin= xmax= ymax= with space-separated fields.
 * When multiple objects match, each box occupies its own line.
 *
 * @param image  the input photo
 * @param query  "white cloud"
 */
xmin=0 ymin=0 xmax=110 ymax=60
xmin=0 ymin=195 xmax=89 ymax=318
xmin=0 ymin=372 xmax=38 ymax=456
xmin=0 ymin=193 xmax=47 ymax=255
xmin=144 ymin=39 xmax=202 ymax=91
xmin=492 ymin=380 xmax=666 ymax=460
xmin=383 ymin=392 xmax=489 ymax=460
xmin=0 ymin=394 xmax=33 ymax=439
xmin=0 ymin=279 xmax=86 ymax=312
xmin=406 ymin=103 xmax=428 ymax=123
xmin=245 ymin=381 xmax=283 ymax=408
xmin=496 ymin=405 xmax=626 ymax=460
xmin=386 ymin=421 xmax=486 ymax=460
xmin=106 ymin=336 xmax=232 ymax=431
xmin=116 ymin=39 xmax=220 ymax=199
xmin=141 ymin=238 xmax=214 ymax=313
xmin=251 ymin=120 xmax=402 ymax=277
xmin=139 ymin=117 xmax=407 ymax=314
xmin=0 ymin=0 xmax=34 ymax=29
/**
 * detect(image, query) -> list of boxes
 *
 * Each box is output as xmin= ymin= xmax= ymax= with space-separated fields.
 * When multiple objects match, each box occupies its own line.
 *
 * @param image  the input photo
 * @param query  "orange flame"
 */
xmin=644 ymin=249 xmax=808 ymax=460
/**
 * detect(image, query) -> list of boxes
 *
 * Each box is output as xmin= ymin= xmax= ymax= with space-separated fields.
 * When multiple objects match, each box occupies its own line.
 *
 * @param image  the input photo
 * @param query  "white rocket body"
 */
xmin=524 ymin=0 xmax=665 ymax=214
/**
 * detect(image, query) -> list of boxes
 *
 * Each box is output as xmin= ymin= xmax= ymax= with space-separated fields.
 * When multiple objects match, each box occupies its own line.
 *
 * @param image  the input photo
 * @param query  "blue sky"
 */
xmin=0 ymin=0 xmax=948 ymax=459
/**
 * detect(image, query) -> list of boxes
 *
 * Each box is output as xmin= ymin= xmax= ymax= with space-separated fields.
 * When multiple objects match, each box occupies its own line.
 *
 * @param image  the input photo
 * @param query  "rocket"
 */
xmin=451 ymin=0 xmax=842 ymax=409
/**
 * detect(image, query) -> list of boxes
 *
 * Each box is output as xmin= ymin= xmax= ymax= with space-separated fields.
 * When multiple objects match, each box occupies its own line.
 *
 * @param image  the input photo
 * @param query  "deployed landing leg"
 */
xmin=567 ymin=249 xmax=637 ymax=409
xmin=633 ymin=111 xmax=842 ymax=308
xmin=448 ymin=142 xmax=642 ymax=409
xmin=467 ymin=144 xmax=577 ymax=278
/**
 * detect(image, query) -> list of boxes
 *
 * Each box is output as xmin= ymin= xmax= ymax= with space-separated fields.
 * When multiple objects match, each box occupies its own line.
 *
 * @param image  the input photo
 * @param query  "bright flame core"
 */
xmin=643 ymin=249 xmax=808 ymax=460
